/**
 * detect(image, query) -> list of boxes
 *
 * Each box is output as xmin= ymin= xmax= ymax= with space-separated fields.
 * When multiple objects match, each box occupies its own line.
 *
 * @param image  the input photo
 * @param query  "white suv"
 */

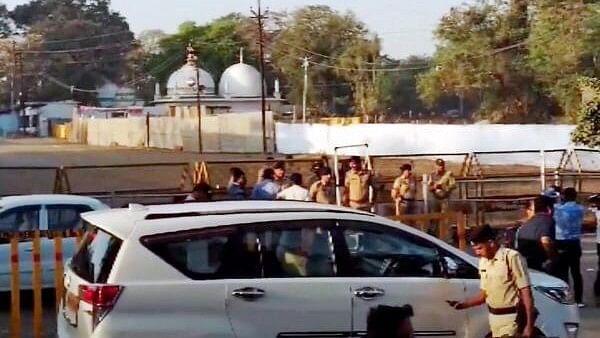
xmin=0 ymin=194 xmax=108 ymax=291
xmin=58 ymin=201 xmax=580 ymax=338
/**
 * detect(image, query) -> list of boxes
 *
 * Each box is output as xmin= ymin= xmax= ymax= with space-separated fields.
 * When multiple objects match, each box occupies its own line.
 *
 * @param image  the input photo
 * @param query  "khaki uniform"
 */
xmin=344 ymin=169 xmax=372 ymax=211
xmin=391 ymin=175 xmax=418 ymax=215
xmin=309 ymin=181 xmax=335 ymax=204
xmin=428 ymin=170 xmax=456 ymax=212
xmin=479 ymin=248 xmax=531 ymax=338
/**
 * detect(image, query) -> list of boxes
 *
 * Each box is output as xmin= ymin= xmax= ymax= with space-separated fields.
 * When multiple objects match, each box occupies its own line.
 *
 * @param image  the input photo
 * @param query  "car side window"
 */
xmin=339 ymin=221 xmax=443 ymax=278
xmin=47 ymin=204 xmax=93 ymax=231
xmin=247 ymin=220 xmax=336 ymax=278
xmin=142 ymin=227 xmax=262 ymax=280
xmin=0 ymin=205 xmax=41 ymax=232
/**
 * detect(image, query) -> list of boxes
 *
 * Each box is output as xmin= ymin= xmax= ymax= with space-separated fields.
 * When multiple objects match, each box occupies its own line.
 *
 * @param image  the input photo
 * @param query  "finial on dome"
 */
xmin=186 ymin=42 xmax=198 ymax=66
xmin=239 ymin=47 xmax=244 ymax=64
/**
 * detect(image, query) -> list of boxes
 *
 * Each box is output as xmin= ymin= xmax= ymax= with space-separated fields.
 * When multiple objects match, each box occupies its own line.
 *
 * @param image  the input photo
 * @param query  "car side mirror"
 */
xmin=442 ymin=256 xmax=459 ymax=278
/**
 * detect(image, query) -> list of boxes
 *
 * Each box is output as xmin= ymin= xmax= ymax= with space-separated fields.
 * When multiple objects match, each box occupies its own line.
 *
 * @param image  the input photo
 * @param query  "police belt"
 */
xmin=488 ymin=305 xmax=518 ymax=315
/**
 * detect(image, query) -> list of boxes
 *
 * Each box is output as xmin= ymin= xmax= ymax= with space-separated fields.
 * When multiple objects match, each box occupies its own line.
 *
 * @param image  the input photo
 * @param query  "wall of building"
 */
xmin=73 ymin=111 xmax=274 ymax=153
xmin=0 ymin=112 xmax=18 ymax=137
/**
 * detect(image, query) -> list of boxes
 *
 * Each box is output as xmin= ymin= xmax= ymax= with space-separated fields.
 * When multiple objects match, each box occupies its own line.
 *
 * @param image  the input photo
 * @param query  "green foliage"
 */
xmin=571 ymin=77 xmax=600 ymax=147
xmin=270 ymin=5 xmax=372 ymax=115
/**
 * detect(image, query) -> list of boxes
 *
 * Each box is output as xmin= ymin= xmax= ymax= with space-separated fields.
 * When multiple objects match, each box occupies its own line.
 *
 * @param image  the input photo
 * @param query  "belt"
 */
xmin=488 ymin=306 xmax=517 ymax=315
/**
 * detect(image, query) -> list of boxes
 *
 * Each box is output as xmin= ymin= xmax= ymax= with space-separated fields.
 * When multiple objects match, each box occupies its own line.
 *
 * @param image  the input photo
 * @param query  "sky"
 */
xmin=3 ymin=0 xmax=471 ymax=58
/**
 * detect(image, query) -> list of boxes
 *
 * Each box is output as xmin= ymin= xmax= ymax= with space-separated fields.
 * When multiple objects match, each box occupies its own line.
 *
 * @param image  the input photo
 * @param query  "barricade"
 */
xmin=3 ymin=229 xmax=84 ymax=338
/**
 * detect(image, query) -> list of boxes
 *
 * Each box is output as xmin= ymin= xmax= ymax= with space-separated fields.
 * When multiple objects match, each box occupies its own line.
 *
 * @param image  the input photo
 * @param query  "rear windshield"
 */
xmin=70 ymin=225 xmax=122 ymax=283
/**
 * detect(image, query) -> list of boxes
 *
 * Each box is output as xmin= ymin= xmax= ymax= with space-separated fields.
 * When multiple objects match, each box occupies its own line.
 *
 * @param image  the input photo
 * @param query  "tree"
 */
xmin=377 ymin=56 xmax=431 ymax=116
xmin=138 ymin=29 xmax=167 ymax=55
xmin=270 ymin=5 xmax=374 ymax=115
xmin=9 ymin=0 xmax=135 ymax=104
xmin=528 ymin=0 xmax=600 ymax=121
xmin=571 ymin=76 xmax=600 ymax=147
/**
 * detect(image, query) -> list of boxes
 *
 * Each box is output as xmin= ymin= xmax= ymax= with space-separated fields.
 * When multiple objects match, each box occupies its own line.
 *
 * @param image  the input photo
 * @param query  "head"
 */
xmin=273 ymin=161 xmax=286 ymax=179
xmin=230 ymin=167 xmax=246 ymax=186
xmin=589 ymin=193 xmax=600 ymax=208
xmin=528 ymin=195 xmax=552 ymax=217
xmin=562 ymin=187 xmax=577 ymax=202
xmin=400 ymin=164 xmax=412 ymax=177
xmin=366 ymin=304 xmax=415 ymax=338
xmin=469 ymin=224 xmax=498 ymax=259
xmin=311 ymin=161 xmax=323 ymax=175
xmin=290 ymin=173 xmax=303 ymax=186
xmin=349 ymin=156 xmax=362 ymax=171
xmin=262 ymin=168 xmax=275 ymax=181
xmin=319 ymin=167 xmax=332 ymax=184
xmin=544 ymin=185 xmax=562 ymax=204
xmin=435 ymin=159 xmax=445 ymax=173
xmin=191 ymin=182 xmax=213 ymax=201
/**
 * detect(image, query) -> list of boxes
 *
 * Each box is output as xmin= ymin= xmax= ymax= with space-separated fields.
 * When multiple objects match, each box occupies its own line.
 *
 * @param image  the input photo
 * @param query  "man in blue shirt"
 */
xmin=553 ymin=187 xmax=585 ymax=307
xmin=251 ymin=168 xmax=279 ymax=200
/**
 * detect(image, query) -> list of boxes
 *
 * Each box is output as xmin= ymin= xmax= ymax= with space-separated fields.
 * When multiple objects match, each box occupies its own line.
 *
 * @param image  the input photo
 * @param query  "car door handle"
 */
xmin=232 ymin=287 xmax=265 ymax=300
xmin=353 ymin=287 xmax=385 ymax=300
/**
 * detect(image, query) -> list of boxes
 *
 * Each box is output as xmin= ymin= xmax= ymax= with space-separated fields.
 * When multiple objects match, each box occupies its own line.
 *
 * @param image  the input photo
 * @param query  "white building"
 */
xmin=153 ymin=45 xmax=283 ymax=116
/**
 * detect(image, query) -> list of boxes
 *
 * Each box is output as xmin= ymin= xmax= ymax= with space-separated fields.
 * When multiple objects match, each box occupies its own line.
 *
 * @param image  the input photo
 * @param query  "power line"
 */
xmin=22 ymin=41 xmax=134 ymax=55
xmin=41 ymin=31 xmax=132 ymax=45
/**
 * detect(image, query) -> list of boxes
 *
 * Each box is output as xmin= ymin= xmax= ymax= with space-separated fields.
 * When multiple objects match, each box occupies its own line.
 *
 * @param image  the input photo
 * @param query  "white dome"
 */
xmin=218 ymin=62 xmax=262 ymax=97
xmin=167 ymin=63 xmax=215 ymax=96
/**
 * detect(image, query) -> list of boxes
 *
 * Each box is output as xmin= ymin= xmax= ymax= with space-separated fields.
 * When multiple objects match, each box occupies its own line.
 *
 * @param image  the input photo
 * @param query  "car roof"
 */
xmin=82 ymin=200 xmax=373 ymax=239
xmin=0 ymin=194 xmax=105 ymax=209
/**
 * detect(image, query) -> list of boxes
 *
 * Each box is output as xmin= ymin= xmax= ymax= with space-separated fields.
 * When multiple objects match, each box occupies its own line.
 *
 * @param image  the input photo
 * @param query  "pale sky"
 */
xmin=3 ymin=0 xmax=471 ymax=58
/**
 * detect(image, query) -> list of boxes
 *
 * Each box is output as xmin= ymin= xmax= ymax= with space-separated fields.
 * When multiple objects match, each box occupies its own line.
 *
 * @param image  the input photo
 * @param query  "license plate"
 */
xmin=63 ymin=290 xmax=79 ymax=327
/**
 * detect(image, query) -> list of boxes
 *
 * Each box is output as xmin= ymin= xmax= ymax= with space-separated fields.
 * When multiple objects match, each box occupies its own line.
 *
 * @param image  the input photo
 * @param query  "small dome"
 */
xmin=219 ymin=62 xmax=262 ymax=97
xmin=96 ymin=82 xmax=119 ymax=99
xmin=167 ymin=63 xmax=215 ymax=96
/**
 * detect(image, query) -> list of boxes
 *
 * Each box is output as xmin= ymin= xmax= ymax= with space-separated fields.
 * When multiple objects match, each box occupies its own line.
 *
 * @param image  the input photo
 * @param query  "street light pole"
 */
xmin=252 ymin=0 xmax=268 ymax=153
xmin=302 ymin=56 xmax=309 ymax=123
xmin=196 ymin=68 xmax=202 ymax=153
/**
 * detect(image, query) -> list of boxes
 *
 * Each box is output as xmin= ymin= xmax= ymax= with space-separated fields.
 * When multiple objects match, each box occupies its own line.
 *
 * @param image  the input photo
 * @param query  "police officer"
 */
xmin=391 ymin=163 xmax=418 ymax=215
xmin=427 ymin=158 xmax=456 ymax=212
xmin=309 ymin=167 xmax=336 ymax=204
xmin=449 ymin=224 xmax=536 ymax=338
xmin=343 ymin=156 xmax=374 ymax=211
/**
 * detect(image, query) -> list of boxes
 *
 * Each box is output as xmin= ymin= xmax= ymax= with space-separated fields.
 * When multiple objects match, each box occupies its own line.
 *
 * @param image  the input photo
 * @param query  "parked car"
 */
xmin=58 ymin=201 xmax=579 ymax=338
xmin=0 ymin=194 xmax=108 ymax=291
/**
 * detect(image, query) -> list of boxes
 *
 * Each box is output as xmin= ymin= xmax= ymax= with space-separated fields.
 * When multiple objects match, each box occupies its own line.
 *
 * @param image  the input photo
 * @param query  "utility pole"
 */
xmin=17 ymin=48 xmax=24 ymax=134
xmin=10 ymin=40 xmax=15 ymax=113
xmin=302 ymin=56 xmax=309 ymax=123
xmin=251 ymin=0 xmax=268 ymax=153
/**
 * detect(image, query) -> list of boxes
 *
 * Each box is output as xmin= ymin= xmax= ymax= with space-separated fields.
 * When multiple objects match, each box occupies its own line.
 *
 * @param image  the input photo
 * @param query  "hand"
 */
xmin=521 ymin=324 xmax=534 ymax=338
xmin=446 ymin=300 xmax=466 ymax=310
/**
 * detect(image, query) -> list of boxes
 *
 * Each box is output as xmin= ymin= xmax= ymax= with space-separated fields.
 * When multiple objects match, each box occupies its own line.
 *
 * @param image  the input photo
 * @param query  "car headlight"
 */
xmin=534 ymin=286 xmax=575 ymax=305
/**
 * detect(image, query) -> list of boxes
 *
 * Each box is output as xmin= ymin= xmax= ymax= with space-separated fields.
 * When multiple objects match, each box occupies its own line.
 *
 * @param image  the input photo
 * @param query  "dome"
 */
xmin=167 ymin=63 xmax=215 ymax=96
xmin=218 ymin=62 xmax=262 ymax=97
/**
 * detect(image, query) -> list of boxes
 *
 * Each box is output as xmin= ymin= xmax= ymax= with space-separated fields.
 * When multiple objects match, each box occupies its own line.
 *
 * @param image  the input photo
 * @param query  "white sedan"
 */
xmin=0 ymin=194 xmax=108 ymax=291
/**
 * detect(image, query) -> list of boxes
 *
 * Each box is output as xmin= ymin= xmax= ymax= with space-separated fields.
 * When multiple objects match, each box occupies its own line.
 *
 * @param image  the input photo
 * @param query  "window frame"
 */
xmin=44 ymin=203 xmax=94 ymax=231
xmin=334 ymin=220 xmax=446 ymax=278
xmin=0 ymin=204 xmax=42 ymax=233
xmin=140 ymin=219 xmax=339 ymax=281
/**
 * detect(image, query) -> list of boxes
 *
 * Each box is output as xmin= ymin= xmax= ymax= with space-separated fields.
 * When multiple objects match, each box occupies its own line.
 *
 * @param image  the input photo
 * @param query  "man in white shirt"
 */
xmin=277 ymin=173 xmax=309 ymax=201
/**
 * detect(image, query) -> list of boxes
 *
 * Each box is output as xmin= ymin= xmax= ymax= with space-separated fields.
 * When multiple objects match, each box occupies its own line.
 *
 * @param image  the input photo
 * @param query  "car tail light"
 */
xmin=79 ymin=284 xmax=123 ymax=329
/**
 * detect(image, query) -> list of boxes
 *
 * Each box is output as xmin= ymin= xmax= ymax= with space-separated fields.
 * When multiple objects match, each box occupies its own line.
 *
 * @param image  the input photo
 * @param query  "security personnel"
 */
xmin=427 ymin=158 xmax=456 ymax=212
xmin=449 ymin=224 xmax=536 ymax=338
xmin=343 ymin=156 xmax=373 ymax=211
xmin=309 ymin=167 xmax=335 ymax=204
xmin=391 ymin=163 xmax=418 ymax=215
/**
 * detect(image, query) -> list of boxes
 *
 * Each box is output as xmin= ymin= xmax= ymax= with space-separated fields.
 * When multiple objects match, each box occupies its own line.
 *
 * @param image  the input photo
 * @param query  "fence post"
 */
xmin=54 ymin=232 xmax=64 ymax=314
xmin=146 ymin=112 xmax=150 ymax=148
xmin=422 ymin=174 xmax=429 ymax=214
xmin=32 ymin=230 xmax=43 ymax=338
xmin=10 ymin=234 xmax=21 ymax=338
xmin=540 ymin=150 xmax=546 ymax=192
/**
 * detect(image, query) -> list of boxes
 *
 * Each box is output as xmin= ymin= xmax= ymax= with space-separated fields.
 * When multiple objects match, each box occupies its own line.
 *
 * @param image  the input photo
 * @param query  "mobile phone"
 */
xmin=446 ymin=300 xmax=459 ymax=307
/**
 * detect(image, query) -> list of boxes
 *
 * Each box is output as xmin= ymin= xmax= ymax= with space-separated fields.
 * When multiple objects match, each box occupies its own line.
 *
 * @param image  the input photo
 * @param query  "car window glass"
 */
xmin=142 ymin=228 xmax=262 ymax=280
xmin=0 ymin=205 xmax=41 ymax=232
xmin=70 ymin=225 xmax=123 ymax=283
xmin=47 ymin=204 xmax=93 ymax=231
xmin=340 ymin=221 xmax=442 ymax=278
xmin=251 ymin=223 xmax=335 ymax=278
